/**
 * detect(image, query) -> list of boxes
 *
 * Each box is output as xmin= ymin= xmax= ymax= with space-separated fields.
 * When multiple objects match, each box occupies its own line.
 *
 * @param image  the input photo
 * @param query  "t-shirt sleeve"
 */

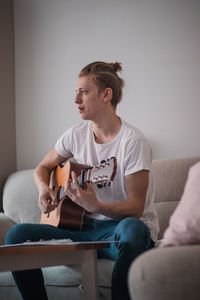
xmin=55 ymin=127 xmax=74 ymax=159
xmin=124 ymin=138 xmax=152 ymax=176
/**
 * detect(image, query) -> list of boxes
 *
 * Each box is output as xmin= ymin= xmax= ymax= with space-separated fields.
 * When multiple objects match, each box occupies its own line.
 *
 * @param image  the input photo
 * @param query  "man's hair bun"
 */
xmin=110 ymin=62 xmax=122 ymax=73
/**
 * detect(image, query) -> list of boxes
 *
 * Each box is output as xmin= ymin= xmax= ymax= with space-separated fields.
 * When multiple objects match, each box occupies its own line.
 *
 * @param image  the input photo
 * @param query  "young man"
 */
xmin=5 ymin=61 xmax=159 ymax=300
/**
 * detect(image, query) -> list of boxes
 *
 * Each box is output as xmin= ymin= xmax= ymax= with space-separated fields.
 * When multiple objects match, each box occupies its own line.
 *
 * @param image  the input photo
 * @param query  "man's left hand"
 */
xmin=65 ymin=171 xmax=100 ymax=213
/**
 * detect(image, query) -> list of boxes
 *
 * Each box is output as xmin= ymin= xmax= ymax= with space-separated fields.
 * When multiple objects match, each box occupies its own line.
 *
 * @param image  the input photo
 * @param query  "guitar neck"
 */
xmin=55 ymin=158 xmax=117 ymax=202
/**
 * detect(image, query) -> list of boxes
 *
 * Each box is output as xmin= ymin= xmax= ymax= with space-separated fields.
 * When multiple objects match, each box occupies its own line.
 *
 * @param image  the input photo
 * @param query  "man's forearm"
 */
xmin=96 ymin=199 xmax=145 ymax=220
xmin=34 ymin=165 xmax=51 ymax=192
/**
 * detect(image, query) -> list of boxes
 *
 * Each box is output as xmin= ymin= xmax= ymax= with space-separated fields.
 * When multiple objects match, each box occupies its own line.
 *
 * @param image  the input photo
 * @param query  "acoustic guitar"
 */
xmin=40 ymin=157 xmax=117 ymax=230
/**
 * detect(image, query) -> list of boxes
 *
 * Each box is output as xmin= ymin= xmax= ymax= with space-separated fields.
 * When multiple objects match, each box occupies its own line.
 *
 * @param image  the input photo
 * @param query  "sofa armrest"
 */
xmin=0 ymin=212 xmax=16 ymax=245
xmin=128 ymin=245 xmax=200 ymax=300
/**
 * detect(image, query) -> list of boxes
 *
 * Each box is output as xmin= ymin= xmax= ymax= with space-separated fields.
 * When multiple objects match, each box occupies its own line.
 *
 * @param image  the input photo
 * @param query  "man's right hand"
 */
xmin=34 ymin=148 xmax=67 ymax=213
xmin=38 ymin=186 xmax=58 ymax=214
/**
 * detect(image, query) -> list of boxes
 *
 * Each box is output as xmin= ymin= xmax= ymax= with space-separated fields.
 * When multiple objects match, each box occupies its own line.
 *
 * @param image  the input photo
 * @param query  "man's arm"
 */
xmin=98 ymin=170 xmax=149 ymax=219
xmin=65 ymin=169 xmax=149 ymax=220
xmin=34 ymin=148 xmax=67 ymax=214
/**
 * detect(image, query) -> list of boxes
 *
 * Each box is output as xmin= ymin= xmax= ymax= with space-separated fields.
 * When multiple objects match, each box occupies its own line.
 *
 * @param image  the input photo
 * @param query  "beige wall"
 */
xmin=0 ymin=0 xmax=16 ymax=210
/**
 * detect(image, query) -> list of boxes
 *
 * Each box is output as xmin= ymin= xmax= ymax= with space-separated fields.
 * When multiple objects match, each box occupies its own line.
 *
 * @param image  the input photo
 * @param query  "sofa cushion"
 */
xmin=151 ymin=157 xmax=200 ymax=239
xmin=3 ymin=170 xmax=41 ymax=224
xmin=43 ymin=259 xmax=114 ymax=288
xmin=161 ymin=161 xmax=200 ymax=247
xmin=0 ymin=259 xmax=114 ymax=288
xmin=154 ymin=201 xmax=178 ymax=239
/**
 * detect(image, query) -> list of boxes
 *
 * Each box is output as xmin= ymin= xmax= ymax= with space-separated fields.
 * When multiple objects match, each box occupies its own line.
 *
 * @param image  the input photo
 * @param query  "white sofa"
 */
xmin=0 ymin=157 xmax=199 ymax=300
xmin=128 ymin=156 xmax=200 ymax=300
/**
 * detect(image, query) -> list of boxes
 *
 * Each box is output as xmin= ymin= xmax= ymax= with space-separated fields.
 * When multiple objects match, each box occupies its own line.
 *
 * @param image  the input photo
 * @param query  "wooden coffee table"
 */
xmin=0 ymin=241 xmax=110 ymax=300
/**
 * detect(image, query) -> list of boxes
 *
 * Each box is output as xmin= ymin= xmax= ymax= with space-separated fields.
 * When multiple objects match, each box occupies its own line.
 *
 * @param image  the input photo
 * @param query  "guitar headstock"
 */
xmin=82 ymin=157 xmax=117 ymax=184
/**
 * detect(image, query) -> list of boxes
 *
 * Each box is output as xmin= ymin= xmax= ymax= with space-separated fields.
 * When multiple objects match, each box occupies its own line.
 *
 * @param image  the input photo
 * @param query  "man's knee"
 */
xmin=115 ymin=217 xmax=148 ymax=240
xmin=114 ymin=217 xmax=152 ymax=259
xmin=5 ymin=223 xmax=31 ymax=245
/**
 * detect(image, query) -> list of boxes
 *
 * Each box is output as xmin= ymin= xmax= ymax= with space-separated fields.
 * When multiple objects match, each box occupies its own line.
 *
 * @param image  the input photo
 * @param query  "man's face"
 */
xmin=75 ymin=76 xmax=105 ymax=121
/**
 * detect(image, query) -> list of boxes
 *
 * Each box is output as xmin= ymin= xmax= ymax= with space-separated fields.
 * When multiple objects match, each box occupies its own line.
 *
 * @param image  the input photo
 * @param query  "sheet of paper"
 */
xmin=0 ymin=239 xmax=117 ymax=247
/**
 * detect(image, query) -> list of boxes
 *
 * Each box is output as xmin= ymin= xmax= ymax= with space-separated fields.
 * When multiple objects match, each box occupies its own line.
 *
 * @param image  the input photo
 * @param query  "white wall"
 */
xmin=14 ymin=0 xmax=200 ymax=170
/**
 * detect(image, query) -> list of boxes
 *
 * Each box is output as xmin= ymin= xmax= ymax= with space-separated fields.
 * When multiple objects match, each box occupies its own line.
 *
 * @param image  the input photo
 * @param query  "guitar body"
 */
xmin=41 ymin=196 xmax=84 ymax=229
xmin=40 ymin=161 xmax=90 ymax=230
xmin=40 ymin=158 xmax=117 ymax=230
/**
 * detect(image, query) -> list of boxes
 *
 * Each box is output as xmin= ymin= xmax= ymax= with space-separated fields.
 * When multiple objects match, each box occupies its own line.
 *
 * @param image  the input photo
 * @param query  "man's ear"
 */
xmin=103 ymin=88 xmax=113 ymax=103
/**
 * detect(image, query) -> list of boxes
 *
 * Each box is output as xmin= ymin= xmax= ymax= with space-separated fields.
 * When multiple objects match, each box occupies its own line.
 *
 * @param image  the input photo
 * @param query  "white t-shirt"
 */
xmin=55 ymin=119 xmax=159 ymax=242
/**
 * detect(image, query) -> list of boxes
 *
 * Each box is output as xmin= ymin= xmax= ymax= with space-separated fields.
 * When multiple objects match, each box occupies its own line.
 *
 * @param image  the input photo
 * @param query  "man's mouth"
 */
xmin=78 ymin=107 xmax=85 ymax=113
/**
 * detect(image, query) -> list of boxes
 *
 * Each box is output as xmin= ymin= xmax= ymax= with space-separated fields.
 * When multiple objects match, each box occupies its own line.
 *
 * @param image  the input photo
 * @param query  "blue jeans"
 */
xmin=5 ymin=217 xmax=154 ymax=300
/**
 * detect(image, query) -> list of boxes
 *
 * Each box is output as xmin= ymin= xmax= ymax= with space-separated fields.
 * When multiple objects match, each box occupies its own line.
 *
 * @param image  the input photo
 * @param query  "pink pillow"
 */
xmin=160 ymin=161 xmax=200 ymax=247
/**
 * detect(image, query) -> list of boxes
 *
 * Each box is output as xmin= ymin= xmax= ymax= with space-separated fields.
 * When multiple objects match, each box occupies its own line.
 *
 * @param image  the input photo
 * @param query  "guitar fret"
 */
xmin=86 ymin=168 xmax=91 ymax=182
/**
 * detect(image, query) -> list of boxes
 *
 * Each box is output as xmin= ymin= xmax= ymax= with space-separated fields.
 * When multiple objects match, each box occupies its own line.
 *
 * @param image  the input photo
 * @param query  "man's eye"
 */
xmin=75 ymin=90 xmax=87 ymax=96
xmin=81 ymin=90 xmax=87 ymax=94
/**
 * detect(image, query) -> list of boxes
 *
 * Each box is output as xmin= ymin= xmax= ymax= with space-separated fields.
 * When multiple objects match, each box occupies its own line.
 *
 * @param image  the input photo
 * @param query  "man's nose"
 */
xmin=75 ymin=93 xmax=82 ymax=104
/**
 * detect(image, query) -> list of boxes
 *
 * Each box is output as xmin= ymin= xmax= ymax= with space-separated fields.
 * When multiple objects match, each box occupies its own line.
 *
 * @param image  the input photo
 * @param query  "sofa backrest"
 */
xmin=152 ymin=157 xmax=200 ymax=239
xmin=2 ymin=157 xmax=200 ymax=240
